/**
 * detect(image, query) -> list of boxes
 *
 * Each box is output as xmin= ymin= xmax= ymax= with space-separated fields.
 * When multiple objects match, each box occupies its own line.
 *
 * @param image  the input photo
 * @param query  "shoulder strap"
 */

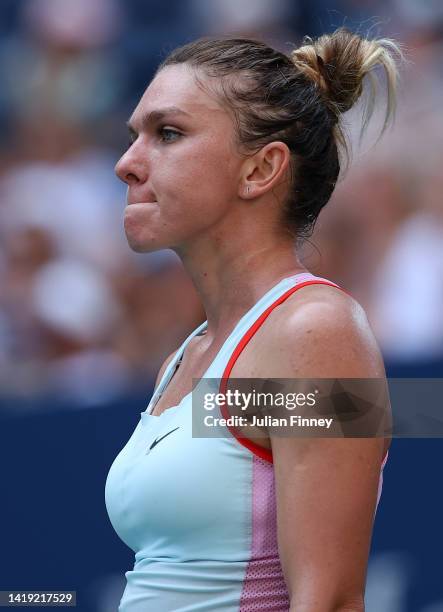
xmin=146 ymin=320 xmax=208 ymax=413
xmin=219 ymin=279 xmax=347 ymax=462
xmin=219 ymin=278 xmax=389 ymax=467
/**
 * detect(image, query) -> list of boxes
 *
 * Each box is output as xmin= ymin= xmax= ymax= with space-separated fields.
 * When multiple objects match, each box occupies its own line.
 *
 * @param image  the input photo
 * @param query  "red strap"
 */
xmin=218 ymin=279 xmax=389 ymax=467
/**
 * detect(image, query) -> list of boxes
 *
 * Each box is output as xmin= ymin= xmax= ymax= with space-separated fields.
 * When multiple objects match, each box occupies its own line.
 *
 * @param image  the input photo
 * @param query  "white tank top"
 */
xmin=105 ymin=271 xmax=389 ymax=611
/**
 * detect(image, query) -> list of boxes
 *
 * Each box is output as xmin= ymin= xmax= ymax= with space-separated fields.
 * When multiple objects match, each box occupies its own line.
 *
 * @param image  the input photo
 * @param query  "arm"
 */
xmin=262 ymin=289 xmax=389 ymax=611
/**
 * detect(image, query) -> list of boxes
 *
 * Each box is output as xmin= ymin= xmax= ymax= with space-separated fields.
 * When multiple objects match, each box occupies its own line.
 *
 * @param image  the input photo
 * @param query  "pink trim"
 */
xmin=239 ymin=456 xmax=290 ymax=611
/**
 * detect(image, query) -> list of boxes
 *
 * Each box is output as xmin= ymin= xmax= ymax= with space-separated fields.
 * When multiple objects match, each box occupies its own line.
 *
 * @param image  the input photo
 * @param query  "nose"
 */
xmin=114 ymin=147 xmax=145 ymax=186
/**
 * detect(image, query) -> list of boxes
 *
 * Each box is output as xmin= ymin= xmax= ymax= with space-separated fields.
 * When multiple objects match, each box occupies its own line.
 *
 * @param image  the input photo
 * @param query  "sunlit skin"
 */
xmin=115 ymin=63 xmax=307 ymax=336
xmin=115 ymin=63 xmax=389 ymax=611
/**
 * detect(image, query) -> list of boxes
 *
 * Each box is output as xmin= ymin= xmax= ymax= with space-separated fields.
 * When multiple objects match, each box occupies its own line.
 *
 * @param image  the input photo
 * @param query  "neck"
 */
xmin=175 ymin=233 xmax=307 ymax=340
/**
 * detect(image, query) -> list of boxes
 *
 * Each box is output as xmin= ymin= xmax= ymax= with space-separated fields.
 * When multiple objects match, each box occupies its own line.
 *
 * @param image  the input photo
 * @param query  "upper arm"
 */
xmin=263 ymin=290 xmax=389 ymax=609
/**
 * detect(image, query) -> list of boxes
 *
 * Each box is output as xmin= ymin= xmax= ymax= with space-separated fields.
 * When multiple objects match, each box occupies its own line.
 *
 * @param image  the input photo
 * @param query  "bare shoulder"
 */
xmin=256 ymin=283 xmax=385 ymax=378
xmin=266 ymin=284 xmax=389 ymax=608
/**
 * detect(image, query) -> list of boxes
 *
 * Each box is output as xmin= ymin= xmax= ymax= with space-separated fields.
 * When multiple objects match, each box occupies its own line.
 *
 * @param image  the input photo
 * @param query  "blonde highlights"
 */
xmin=159 ymin=27 xmax=402 ymax=238
xmin=291 ymin=28 xmax=402 ymax=156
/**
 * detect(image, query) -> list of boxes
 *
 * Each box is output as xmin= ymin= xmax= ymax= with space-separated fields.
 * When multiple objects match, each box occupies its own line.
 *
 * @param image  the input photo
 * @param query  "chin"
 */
xmin=125 ymin=233 xmax=160 ymax=253
xmin=124 ymin=214 xmax=156 ymax=252
xmin=125 ymin=226 xmax=173 ymax=253
xmin=123 ymin=212 xmax=182 ymax=253
xmin=126 ymin=240 xmax=147 ymax=253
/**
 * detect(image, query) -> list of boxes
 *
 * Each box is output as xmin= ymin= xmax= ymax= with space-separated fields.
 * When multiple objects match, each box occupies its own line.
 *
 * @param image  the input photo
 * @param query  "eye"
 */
xmin=159 ymin=127 xmax=182 ymax=143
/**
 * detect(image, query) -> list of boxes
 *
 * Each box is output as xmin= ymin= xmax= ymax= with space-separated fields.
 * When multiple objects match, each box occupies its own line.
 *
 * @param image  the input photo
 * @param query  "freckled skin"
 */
xmin=114 ymin=63 xmax=301 ymax=328
xmin=115 ymin=65 xmax=245 ymax=254
xmin=114 ymin=59 xmax=390 ymax=612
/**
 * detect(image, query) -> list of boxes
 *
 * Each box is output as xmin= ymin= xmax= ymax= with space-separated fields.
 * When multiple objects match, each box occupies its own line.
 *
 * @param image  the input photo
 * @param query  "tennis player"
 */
xmin=105 ymin=28 xmax=399 ymax=611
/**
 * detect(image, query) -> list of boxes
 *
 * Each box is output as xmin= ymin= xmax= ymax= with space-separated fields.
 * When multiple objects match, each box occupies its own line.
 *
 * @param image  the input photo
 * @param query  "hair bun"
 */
xmin=291 ymin=44 xmax=330 ymax=97
xmin=291 ymin=27 xmax=401 ymax=126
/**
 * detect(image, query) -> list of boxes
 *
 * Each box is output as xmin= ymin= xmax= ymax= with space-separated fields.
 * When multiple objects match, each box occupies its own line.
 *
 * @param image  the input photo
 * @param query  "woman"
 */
xmin=105 ymin=28 xmax=399 ymax=611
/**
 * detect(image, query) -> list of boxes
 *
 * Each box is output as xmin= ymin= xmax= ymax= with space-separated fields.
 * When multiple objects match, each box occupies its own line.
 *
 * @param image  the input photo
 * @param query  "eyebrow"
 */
xmin=126 ymin=106 xmax=191 ymax=133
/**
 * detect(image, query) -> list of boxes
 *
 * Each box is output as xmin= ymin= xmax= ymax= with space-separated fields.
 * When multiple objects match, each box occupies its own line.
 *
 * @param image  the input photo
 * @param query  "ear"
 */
xmin=239 ymin=141 xmax=291 ymax=200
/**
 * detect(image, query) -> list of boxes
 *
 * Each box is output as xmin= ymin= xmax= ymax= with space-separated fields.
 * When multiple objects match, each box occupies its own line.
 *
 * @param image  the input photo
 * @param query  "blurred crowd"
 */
xmin=0 ymin=0 xmax=442 ymax=407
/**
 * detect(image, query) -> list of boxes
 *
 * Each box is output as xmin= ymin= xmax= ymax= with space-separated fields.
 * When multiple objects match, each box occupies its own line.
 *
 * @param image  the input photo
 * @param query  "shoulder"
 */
xmin=255 ymin=282 xmax=385 ymax=378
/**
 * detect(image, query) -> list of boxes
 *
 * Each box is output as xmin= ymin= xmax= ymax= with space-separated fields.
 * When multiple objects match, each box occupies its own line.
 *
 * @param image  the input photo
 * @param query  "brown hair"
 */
xmin=158 ymin=27 xmax=401 ymax=239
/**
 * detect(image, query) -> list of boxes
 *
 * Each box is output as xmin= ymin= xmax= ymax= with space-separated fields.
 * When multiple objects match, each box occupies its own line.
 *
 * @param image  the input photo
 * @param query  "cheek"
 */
xmin=159 ymin=140 xmax=237 ymax=209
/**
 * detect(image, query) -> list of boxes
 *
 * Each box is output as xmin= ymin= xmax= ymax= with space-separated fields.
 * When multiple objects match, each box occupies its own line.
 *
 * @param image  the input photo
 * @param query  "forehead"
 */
xmin=133 ymin=64 xmax=228 ymax=123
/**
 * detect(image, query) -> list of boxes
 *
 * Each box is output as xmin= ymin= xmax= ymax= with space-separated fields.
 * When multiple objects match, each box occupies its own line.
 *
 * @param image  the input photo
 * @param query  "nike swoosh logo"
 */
xmin=148 ymin=427 xmax=180 ymax=452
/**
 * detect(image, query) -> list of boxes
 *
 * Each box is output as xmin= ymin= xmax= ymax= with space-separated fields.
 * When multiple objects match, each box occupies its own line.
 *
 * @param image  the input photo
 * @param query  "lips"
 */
xmin=127 ymin=191 xmax=157 ymax=205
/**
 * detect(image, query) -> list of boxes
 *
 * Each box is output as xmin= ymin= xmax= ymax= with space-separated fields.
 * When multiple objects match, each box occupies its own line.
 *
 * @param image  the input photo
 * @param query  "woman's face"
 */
xmin=115 ymin=64 xmax=244 ymax=253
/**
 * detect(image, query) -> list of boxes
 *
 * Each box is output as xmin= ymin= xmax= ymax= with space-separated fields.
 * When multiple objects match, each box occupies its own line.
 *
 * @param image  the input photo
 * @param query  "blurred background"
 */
xmin=0 ymin=0 xmax=442 ymax=610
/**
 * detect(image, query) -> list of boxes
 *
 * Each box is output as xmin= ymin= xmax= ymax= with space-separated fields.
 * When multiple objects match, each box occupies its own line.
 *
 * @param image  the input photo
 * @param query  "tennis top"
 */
xmin=104 ymin=271 xmax=389 ymax=611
